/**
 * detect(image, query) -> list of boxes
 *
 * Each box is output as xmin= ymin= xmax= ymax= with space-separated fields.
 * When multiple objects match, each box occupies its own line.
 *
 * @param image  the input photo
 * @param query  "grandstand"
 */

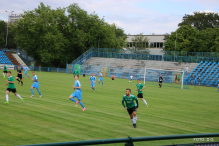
xmin=0 ymin=51 xmax=13 ymax=65
xmin=185 ymin=61 xmax=219 ymax=87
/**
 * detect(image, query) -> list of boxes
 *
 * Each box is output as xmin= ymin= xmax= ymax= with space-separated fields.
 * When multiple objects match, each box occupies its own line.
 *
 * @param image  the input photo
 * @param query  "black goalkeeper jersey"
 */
xmin=158 ymin=77 xmax=163 ymax=82
xmin=17 ymin=69 xmax=22 ymax=74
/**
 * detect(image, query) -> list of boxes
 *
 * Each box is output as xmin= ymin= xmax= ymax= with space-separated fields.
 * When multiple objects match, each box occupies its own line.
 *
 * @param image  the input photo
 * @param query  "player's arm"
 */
xmin=140 ymin=86 xmax=145 ymax=91
xmin=122 ymin=98 xmax=127 ymax=110
xmin=5 ymin=80 xmax=14 ymax=83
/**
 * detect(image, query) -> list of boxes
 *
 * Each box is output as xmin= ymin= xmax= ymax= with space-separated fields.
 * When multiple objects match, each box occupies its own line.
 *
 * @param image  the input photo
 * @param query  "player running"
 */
xmin=98 ymin=71 xmax=104 ymax=86
xmin=129 ymin=74 xmax=133 ymax=82
xmin=4 ymin=71 xmax=23 ymax=104
xmin=3 ymin=63 xmax=7 ymax=78
xmin=90 ymin=73 xmax=96 ymax=92
xmin=69 ymin=75 xmax=86 ymax=111
xmin=122 ymin=88 xmax=138 ymax=128
xmin=158 ymin=74 xmax=164 ymax=88
xmin=30 ymin=72 xmax=42 ymax=97
xmin=136 ymin=79 xmax=148 ymax=107
xmin=16 ymin=66 xmax=23 ymax=86
xmin=23 ymin=65 xmax=30 ymax=79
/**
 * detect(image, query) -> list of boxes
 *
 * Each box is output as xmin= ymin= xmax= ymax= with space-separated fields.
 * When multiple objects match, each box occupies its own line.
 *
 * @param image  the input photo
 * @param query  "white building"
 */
xmin=126 ymin=34 xmax=166 ymax=55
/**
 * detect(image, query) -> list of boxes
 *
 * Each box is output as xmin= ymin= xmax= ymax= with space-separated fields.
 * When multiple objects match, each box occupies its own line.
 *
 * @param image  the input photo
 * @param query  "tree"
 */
xmin=126 ymin=33 xmax=149 ymax=54
xmin=178 ymin=12 xmax=219 ymax=31
xmin=164 ymin=25 xmax=198 ymax=52
xmin=0 ymin=20 xmax=6 ymax=48
xmin=11 ymin=2 xmax=127 ymax=67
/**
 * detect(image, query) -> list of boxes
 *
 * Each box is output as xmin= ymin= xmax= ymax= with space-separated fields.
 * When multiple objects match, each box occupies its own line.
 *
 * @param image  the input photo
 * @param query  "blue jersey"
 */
xmin=33 ymin=75 xmax=39 ymax=84
xmin=75 ymin=80 xmax=82 ymax=92
xmin=99 ymin=73 xmax=103 ymax=79
xmin=24 ymin=67 xmax=28 ymax=71
xmin=90 ymin=76 xmax=96 ymax=83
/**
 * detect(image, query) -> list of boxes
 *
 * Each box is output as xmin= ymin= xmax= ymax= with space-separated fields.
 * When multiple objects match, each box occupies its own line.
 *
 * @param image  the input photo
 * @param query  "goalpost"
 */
xmin=144 ymin=68 xmax=185 ymax=89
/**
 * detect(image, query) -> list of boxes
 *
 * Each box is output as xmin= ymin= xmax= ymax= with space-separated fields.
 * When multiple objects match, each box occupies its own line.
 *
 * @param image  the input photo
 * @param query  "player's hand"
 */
xmin=32 ymin=79 xmax=34 ymax=81
xmin=136 ymin=90 xmax=138 ymax=91
xmin=124 ymin=107 xmax=127 ymax=110
xmin=6 ymin=84 xmax=8 ymax=86
xmin=5 ymin=80 xmax=8 ymax=82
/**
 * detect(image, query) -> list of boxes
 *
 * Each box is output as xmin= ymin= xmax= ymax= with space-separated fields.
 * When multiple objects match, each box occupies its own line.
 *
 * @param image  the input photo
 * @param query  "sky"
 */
xmin=0 ymin=0 xmax=218 ymax=35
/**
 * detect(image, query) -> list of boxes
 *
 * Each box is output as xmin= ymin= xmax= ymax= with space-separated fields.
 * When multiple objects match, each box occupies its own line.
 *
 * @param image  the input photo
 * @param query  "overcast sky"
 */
xmin=0 ymin=0 xmax=218 ymax=34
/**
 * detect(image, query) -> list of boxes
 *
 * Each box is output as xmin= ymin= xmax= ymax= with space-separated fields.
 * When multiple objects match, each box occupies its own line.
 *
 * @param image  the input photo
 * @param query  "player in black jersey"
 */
xmin=158 ymin=74 xmax=163 ymax=88
xmin=16 ymin=66 xmax=23 ymax=86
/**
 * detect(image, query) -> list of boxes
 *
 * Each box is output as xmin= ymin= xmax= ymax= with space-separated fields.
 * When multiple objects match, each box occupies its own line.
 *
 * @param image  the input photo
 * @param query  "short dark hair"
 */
xmin=8 ymin=71 xmax=11 ymax=74
xmin=126 ymin=88 xmax=131 ymax=93
xmin=137 ymin=79 xmax=140 ymax=81
xmin=32 ymin=71 xmax=35 ymax=73
xmin=76 ymin=75 xmax=79 ymax=78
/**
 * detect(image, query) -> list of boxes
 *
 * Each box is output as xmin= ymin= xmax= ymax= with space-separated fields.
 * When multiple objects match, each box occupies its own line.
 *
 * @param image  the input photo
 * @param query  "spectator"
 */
xmin=185 ymin=66 xmax=189 ymax=73
xmin=190 ymin=75 xmax=194 ymax=85
xmin=112 ymin=74 xmax=115 ymax=80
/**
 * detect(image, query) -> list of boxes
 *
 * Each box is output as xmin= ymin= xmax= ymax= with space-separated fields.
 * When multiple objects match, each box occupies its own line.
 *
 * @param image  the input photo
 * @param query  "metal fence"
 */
xmin=71 ymin=48 xmax=219 ymax=65
xmin=21 ymin=133 xmax=219 ymax=146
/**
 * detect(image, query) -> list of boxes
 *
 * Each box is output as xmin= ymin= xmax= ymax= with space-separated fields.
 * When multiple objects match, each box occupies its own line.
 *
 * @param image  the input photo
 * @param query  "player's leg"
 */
xmin=23 ymin=74 xmax=26 ymax=79
xmin=30 ymin=85 xmax=35 ymax=97
xmin=92 ymin=83 xmax=95 ymax=92
xmin=36 ymin=84 xmax=42 ymax=97
xmin=133 ymin=111 xmax=137 ymax=128
xmin=14 ymin=91 xmax=23 ymax=103
xmin=77 ymin=93 xmax=85 ymax=111
xmin=101 ymin=78 xmax=103 ymax=85
xmin=69 ymin=93 xmax=77 ymax=103
xmin=141 ymin=98 xmax=148 ymax=107
xmin=20 ymin=77 xmax=23 ymax=86
xmin=3 ymin=71 xmax=5 ymax=78
xmin=16 ymin=77 xmax=20 ymax=83
xmin=140 ymin=93 xmax=148 ymax=107
xmin=98 ymin=79 xmax=100 ymax=85
xmin=5 ymin=90 xmax=9 ymax=104
xmin=160 ymin=82 xmax=162 ymax=88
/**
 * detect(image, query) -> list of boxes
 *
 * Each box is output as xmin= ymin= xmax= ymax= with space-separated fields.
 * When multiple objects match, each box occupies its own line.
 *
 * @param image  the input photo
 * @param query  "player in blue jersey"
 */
xmin=69 ymin=75 xmax=86 ymax=111
xmin=23 ymin=65 xmax=30 ymax=79
xmin=98 ymin=71 xmax=104 ymax=86
xmin=218 ymin=84 xmax=219 ymax=92
xmin=90 ymin=73 xmax=96 ymax=92
xmin=30 ymin=72 xmax=42 ymax=97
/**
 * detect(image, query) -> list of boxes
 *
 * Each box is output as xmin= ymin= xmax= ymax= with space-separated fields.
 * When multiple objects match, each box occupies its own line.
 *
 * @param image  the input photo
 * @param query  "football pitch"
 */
xmin=0 ymin=70 xmax=218 ymax=146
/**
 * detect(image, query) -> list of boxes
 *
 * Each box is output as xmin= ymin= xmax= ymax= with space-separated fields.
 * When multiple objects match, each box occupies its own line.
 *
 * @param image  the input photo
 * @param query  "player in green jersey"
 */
xmin=136 ymin=79 xmax=148 ymax=107
xmin=3 ymin=63 xmax=7 ymax=78
xmin=122 ymin=88 xmax=138 ymax=128
xmin=73 ymin=68 xmax=79 ymax=77
xmin=4 ymin=71 xmax=23 ymax=104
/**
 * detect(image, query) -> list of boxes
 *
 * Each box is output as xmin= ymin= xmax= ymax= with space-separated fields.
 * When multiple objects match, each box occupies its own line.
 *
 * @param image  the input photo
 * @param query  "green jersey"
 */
xmin=122 ymin=94 xmax=138 ymax=109
xmin=74 ymin=70 xmax=79 ymax=76
xmin=4 ymin=65 xmax=7 ymax=71
xmin=136 ymin=83 xmax=144 ymax=93
xmin=8 ymin=76 xmax=15 ymax=89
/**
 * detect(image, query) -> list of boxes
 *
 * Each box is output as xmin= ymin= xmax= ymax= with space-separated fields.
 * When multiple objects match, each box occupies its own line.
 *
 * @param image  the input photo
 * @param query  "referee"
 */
xmin=16 ymin=66 xmax=23 ymax=86
xmin=158 ymin=74 xmax=163 ymax=88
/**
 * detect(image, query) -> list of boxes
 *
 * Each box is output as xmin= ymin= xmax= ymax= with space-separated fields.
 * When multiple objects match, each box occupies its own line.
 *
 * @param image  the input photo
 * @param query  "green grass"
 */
xmin=0 ymin=70 xmax=219 ymax=146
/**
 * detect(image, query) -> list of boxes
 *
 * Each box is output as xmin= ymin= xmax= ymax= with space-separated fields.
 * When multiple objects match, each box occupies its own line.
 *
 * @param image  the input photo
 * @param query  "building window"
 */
xmin=160 ymin=43 xmax=163 ymax=48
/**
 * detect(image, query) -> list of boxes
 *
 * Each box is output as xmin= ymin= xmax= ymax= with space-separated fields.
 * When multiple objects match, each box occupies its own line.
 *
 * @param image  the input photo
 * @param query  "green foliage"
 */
xmin=179 ymin=12 xmax=219 ymax=31
xmin=0 ymin=20 xmax=6 ymax=48
xmin=164 ymin=25 xmax=219 ymax=53
xmin=11 ymin=2 xmax=127 ymax=67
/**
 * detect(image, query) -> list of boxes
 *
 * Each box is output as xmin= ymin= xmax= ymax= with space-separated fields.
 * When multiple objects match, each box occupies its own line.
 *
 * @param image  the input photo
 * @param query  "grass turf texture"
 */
xmin=0 ymin=70 xmax=218 ymax=146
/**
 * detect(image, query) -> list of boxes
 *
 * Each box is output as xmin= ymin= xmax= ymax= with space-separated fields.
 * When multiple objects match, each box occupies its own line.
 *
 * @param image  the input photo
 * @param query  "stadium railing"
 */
xmin=71 ymin=48 xmax=219 ymax=65
xmin=21 ymin=133 xmax=219 ymax=146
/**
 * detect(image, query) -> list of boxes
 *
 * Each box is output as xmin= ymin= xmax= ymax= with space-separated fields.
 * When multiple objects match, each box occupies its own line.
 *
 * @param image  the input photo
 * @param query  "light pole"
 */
xmin=174 ymin=32 xmax=177 ymax=61
xmin=5 ymin=10 xmax=14 ymax=51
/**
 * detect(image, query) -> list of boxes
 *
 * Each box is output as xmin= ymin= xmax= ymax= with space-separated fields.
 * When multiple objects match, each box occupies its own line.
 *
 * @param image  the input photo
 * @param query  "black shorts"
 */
xmin=159 ymin=81 xmax=162 ymax=83
xmin=6 ymin=88 xmax=17 ymax=93
xmin=137 ymin=93 xmax=143 ymax=98
xmin=112 ymin=78 xmax=114 ymax=80
xmin=127 ymin=106 xmax=136 ymax=115
xmin=17 ymin=75 xmax=22 ymax=79
xmin=3 ymin=71 xmax=7 ymax=73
